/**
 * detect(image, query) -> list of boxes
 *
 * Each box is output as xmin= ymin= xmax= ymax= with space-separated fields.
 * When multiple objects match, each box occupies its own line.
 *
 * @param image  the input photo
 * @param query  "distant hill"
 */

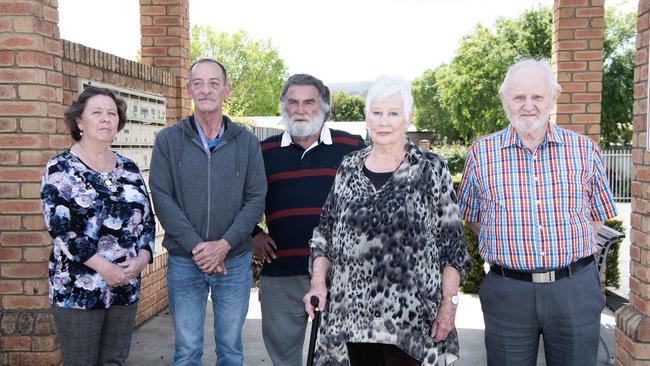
xmin=327 ymin=81 xmax=371 ymax=97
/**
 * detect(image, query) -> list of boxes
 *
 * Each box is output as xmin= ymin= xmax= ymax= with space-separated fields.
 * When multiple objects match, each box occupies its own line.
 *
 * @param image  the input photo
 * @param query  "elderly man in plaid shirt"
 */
xmin=458 ymin=59 xmax=617 ymax=366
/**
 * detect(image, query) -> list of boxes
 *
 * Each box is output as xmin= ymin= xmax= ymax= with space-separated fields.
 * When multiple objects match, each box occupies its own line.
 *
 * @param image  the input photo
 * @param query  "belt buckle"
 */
xmin=532 ymin=271 xmax=555 ymax=283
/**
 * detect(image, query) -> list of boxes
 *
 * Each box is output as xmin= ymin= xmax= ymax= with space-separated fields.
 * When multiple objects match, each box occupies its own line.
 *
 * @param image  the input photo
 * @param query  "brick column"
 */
xmin=0 ymin=0 xmax=64 ymax=365
xmin=615 ymin=1 xmax=650 ymax=364
xmin=551 ymin=0 xmax=605 ymax=142
xmin=140 ymin=0 xmax=191 ymax=122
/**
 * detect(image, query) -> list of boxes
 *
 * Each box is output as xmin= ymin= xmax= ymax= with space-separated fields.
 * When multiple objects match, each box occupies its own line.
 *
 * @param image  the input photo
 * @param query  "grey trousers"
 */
xmin=479 ymin=261 xmax=605 ymax=366
xmin=259 ymin=275 xmax=310 ymax=366
xmin=52 ymin=303 xmax=138 ymax=366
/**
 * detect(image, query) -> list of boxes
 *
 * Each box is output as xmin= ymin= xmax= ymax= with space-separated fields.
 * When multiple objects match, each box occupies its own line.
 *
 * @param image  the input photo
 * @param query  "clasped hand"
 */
xmin=102 ymin=253 xmax=150 ymax=287
xmin=192 ymin=239 xmax=231 ymax=274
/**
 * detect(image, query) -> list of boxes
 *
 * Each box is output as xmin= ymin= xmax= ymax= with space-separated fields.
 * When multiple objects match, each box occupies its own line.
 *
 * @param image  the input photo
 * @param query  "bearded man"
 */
xmin=458 ymin=59 xmax=617 ymax=366
xmin=252 ymin=74 xmax=365 ymax=366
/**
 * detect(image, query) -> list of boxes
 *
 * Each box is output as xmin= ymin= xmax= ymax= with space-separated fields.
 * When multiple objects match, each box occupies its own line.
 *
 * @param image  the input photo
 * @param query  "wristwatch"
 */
xmin=443 ymin=294 xmax=460 ymax=305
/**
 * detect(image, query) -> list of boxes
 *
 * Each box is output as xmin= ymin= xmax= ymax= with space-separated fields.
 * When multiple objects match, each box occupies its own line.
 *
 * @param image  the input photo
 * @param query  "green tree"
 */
xmin=412 ymin=66 xmax=459 ymax=142
xmin=601 ymin=8 xmax=636 ymax=146
xmin=190 ymin=25 xmax=288 ymax=116
xmin=330 ymin=91 xmax=365 ymax=121
xmin=413 ymin=6 xmax=634 ymax=146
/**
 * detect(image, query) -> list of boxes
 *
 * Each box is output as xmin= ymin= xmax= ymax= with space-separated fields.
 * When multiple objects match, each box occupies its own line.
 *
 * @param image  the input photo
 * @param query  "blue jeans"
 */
xmin=167 ymin=251 xmax=252 ymax=366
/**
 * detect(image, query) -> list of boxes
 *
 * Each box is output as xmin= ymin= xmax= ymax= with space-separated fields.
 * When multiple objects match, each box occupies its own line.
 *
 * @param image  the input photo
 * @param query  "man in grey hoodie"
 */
xmin=149 ymin=58 xmax=266 ymax=366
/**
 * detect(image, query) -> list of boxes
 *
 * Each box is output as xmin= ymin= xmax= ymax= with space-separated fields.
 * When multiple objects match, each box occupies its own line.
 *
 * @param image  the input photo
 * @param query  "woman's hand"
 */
xmin=118 ymin=251 xmax=151 ymax=279
xmin=303 ymin=281 xmax=328 ymax=319
xmin=100 ymin=263 xmax=130 ymax=287
xmin=431 ymin=300 xmax=457 ymax=342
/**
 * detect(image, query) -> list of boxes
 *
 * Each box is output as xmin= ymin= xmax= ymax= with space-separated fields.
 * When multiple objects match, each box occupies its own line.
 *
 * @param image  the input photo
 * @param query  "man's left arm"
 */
xmin=587 ymin=144 xmax=618 ymax=235
xmin=222 ymin=135 xmax=267 ymax=252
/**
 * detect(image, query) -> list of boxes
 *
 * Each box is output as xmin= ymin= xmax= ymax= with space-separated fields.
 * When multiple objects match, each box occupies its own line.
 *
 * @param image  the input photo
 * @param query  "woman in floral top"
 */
xmin=304 ymin=76 xmax=471 ymax=366
xmin=40 ymin=86 xmax=154 ymax=366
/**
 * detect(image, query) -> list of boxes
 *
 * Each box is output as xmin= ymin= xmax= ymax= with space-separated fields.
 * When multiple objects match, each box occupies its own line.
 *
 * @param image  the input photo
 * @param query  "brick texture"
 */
xmin=615 ymin=1 xmax=650 ymax=365
xmin=1 ymin=0 xmax=185 ymax=364
xmin=551 ymin=0 xmax=604 ymax=142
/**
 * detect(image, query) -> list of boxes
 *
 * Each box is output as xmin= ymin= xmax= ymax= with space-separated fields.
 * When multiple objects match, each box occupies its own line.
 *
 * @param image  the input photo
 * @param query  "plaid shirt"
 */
xmin=458 ymin=124 xmax=617 ymax=270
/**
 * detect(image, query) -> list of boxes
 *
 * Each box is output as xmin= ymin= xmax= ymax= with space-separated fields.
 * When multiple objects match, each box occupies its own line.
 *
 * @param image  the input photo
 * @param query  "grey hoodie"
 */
xmin=149 ymin=115 xmax=266 ymax=259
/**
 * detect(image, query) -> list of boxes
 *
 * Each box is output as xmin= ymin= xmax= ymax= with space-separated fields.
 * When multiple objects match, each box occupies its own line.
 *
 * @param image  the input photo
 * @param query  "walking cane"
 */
xmin=306 ymin=295 xmax=321 ymax=366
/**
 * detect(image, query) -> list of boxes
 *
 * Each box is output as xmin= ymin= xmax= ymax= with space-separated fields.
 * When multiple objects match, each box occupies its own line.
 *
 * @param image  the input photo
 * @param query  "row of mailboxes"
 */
xmin=125 ymin=99 xmax=166 ymax=125
xmin=113 ymin=148 xmax=152 ymax=171
xmin=114 ymin=123 xmax=165 ymax=146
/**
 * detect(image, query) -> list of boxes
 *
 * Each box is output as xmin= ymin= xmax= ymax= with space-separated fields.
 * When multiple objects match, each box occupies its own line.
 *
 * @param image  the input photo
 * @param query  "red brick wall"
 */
xmin=0 ymin=0 xmax=64 ymax=364
xmin=551 ymin=0 xmax=605 ymax=141
xmin=0 ymin=0 xmax=190 ymax=364
xmin=615 ymin=1 xmax=650 ymax=364
xmin=140 ymin=0 xmax=191 ymax=120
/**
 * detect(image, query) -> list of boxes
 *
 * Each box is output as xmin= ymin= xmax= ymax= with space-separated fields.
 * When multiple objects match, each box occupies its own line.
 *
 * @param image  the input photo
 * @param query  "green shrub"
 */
xmin=432 ymin=145 xmax=468 ymax=176
xmin=604 ymin=219 xmax=625 ymax=288
xmin=460 ymin=222 xmax=485 ymax=294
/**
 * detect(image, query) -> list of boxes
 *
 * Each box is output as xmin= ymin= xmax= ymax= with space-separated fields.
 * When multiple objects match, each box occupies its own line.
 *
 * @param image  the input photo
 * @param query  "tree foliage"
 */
xmin=601 ymin=8 xmax=636 ymax=146
xmin=412 ymin=66 xmax=459 ymax=142
xmin=330 ymin=91 xmax=365 ymax=121
xmin=412 ymin=6 xmax=635 ymax=146
xmin=190 ymin=25 xmax=288 ymax=116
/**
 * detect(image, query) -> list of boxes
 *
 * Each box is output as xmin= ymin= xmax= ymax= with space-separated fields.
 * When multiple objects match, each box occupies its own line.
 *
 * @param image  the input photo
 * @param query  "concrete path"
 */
xmin=128 ymin=290 xmax=617 ymax=366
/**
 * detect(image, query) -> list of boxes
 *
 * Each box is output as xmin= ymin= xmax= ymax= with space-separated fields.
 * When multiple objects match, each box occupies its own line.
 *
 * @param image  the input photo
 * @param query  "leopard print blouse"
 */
xmin=310 ymin=142 xmax=471 ymax=365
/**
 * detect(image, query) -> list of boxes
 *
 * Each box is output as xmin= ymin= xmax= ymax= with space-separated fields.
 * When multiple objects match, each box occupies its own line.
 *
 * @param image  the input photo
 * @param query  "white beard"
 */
xmin=508 ymin=109 xmax=551 ymax=135
xmin=282 ymin=110 xmax=325 ymax=138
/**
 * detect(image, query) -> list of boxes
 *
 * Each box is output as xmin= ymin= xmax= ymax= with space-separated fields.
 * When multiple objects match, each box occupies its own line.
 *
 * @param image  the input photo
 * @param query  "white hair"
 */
xmin=365 ymin=75 xmax=413 ymax=117
xmin=499 ymin=59 xmax=562 ymax=100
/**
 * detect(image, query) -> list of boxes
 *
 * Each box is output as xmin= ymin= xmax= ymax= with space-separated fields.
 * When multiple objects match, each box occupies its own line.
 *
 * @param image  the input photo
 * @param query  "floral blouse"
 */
xmin=310 ymin=142 xmax=471 ymax=366
xmin=41 ymin=150 xmax=155 ymax=310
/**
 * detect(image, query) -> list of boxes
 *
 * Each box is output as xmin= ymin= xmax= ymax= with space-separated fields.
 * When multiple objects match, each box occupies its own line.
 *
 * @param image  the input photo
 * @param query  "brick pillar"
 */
xmin=140 ymin=0 xmax=191 ymax=122
xmin=615 ymin=1 xmax=650 ymax=364
xmin=0 ymin=0 xmax=64 ymax=365
xmin=551 ymin=0 xmax=605 ymax=142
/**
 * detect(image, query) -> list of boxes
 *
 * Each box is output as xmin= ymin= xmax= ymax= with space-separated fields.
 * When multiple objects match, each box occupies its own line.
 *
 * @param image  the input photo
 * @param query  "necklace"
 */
xmin=99 ymin=172 xmax=117 ymax=192
xmin=72 ymin=144 xmax=118 ymax=192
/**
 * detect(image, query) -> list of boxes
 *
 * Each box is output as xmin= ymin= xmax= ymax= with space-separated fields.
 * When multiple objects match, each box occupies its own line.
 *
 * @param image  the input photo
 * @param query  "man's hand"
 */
xmin=192 ymin=239 xmax=231 ymax=274
xmin=431 ymin=299 xmax=458 ymax=342
xmin=253 ymin=232 xmax=277 ymax=263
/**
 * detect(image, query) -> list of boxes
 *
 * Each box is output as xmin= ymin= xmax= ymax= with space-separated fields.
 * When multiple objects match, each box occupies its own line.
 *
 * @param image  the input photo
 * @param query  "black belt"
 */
xmin=490 ymin=256 xmax=594 ymax=283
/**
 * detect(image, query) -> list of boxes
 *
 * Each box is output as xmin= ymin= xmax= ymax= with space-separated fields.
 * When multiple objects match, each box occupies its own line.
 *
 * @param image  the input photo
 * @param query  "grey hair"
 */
xmin=499 ymin=59 xmax=561 ymax=99
xmin=279 ymin=74 xmax=331 ymax=121
xmin=188 ymin=58 xmax=228 ymax=84
xmin=365 ymin=75 xmax=413 ymax=118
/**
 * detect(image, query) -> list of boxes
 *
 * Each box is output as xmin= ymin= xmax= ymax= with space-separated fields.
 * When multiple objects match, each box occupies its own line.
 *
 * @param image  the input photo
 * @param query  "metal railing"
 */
xmin=602 ymin=148 xmax=632 ymax=202
xmin=251 ymin=126 xmax=283 ymax=141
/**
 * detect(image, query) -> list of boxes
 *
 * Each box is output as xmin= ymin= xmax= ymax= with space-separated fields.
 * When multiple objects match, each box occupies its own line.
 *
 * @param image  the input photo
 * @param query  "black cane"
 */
xmin=306 ymin=295 xmax=321 ymax=366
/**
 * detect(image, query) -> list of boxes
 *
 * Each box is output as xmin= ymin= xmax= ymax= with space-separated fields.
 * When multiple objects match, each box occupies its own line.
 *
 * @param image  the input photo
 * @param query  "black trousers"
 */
xmin=346 ymin=342 xmax=421 ymax=366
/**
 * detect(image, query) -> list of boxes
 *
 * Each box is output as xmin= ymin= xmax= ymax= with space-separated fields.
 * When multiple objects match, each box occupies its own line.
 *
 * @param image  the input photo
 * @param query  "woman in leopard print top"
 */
xmin=304 ymin=75 xmax=471 ymax=366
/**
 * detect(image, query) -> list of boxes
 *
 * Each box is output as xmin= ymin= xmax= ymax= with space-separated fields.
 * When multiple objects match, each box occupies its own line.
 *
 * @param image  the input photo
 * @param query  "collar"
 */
xmin=280 ymin=126 xmax=332 ymax=147
xmin=499 ymin=122 xmax=563 ymax=149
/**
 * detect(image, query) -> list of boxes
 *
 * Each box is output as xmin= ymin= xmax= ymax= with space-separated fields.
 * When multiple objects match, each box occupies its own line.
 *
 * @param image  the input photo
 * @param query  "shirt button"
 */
xmin=540 ymin=251 xmax=546 ymax=256
xmin=536 ymin=200 xmax=541 ymax=206
xmin=534 ymin=176 xmax=539 ymax=182
xmin=539 ymin=226 xmax=543 ymax=232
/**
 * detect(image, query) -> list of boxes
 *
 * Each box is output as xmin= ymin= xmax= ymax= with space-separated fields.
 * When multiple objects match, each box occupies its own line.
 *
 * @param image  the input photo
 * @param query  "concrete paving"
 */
xmin=127 ymin=290 xmax=617 ymax=366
